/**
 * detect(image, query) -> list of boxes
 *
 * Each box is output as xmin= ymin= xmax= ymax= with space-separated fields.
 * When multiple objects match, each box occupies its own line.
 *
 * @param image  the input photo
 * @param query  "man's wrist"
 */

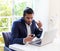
xmin=23 ymin=38 xmax=26 ymax=44
xmin=39 ymin=28 xmax=43 ymax=31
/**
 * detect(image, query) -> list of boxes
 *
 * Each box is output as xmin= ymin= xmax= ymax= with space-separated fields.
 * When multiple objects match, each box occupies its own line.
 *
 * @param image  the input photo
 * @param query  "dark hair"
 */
xmin=23 ymin=7 xmax=34 ymax=16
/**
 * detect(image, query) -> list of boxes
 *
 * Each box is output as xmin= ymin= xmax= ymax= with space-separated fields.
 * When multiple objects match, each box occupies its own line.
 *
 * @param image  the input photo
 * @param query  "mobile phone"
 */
xmin=31 ymin=35 xmax=35 ymax=37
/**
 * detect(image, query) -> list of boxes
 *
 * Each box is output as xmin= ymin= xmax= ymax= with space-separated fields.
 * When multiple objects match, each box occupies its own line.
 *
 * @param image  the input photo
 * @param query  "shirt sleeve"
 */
xmin=23 ymin=38 xmax=26 ymax=44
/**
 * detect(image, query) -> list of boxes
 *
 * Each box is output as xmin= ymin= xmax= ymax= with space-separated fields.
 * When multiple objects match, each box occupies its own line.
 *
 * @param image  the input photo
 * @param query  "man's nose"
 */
xmin=29 ymin=19 xmax=32 ymax=22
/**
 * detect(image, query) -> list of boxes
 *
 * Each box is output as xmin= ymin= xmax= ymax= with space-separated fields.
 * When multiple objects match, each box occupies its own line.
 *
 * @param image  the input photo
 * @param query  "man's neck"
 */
xmin=25 ymin=23 xmax=32 ymax=26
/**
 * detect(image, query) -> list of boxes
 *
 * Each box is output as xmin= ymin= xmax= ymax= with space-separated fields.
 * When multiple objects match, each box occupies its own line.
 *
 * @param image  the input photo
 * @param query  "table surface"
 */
xmin=9 ymin=40 xmax=60 ymax=51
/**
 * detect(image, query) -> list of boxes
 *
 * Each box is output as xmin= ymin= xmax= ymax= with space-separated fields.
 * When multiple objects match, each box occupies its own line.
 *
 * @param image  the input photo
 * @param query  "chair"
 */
xmin=2 ymin=32 xmax=15 ymax=51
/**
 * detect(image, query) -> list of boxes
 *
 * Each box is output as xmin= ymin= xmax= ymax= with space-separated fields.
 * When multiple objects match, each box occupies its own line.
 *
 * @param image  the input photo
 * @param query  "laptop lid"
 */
xmin=29 ymin=29 xmax=57 ymax=47
xmin=40 ymin=29 xmax=57 ymax=46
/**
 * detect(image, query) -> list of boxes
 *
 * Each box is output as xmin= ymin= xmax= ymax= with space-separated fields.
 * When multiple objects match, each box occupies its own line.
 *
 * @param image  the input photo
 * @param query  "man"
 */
xmin=11 ymin=7 xmax=43 ymax=45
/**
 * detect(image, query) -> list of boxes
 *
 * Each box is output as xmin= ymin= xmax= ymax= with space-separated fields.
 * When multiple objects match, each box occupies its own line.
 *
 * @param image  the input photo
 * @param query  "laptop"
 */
xmin=29 ymin=29 xmax=57 ymax=47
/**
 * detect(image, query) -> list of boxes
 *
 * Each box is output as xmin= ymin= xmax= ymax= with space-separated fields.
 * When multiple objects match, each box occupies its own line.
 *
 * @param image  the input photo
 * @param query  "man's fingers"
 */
xmin=36 ymin=20 xmax=42 ymax=28
xmin=29 ymin=34 xmax=35 ymax=37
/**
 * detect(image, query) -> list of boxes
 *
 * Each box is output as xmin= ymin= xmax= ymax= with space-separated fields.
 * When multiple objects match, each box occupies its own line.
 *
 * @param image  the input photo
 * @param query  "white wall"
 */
xmin=48 ymin=0 xmax=60 ymax=39
xmin=33 ymin=0 xmax=49 ymax=32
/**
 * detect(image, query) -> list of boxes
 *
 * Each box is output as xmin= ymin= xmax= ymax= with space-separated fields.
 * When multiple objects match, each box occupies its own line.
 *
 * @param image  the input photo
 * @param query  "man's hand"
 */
xmin=36 ymin=20 xmax=42 ymax=28
xmin=24 ymin=34 xmax=35 ymax=43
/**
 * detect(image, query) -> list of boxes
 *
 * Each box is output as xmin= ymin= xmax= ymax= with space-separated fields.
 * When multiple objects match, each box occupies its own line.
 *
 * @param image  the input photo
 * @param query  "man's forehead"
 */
xmin=25 ymin=14 xmax=34 ymax=17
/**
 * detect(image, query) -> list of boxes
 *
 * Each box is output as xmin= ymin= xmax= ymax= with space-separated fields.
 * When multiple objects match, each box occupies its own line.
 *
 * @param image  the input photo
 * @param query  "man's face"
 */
xmin=24 ymin=13 xmax=34 ymax=25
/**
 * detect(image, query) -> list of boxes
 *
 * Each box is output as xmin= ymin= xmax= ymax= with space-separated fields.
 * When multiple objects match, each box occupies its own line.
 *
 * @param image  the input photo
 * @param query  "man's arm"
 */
xmin=34 ymin=27 xmax=43 ymax=38
xmin=11 ymin=21 xmax=24 ymax=44
xmin=34 ymin=20 xmax=43 ymax=38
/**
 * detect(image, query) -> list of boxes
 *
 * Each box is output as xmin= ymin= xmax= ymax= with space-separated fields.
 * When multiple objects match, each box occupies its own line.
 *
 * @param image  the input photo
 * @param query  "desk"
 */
xmin=9 ymin=40 xmax=60 ymax=51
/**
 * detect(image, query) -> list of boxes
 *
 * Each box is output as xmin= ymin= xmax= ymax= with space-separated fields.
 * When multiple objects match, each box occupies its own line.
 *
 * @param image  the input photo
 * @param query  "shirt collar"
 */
xmin=25 ymin=23 xmax=32 ymax=26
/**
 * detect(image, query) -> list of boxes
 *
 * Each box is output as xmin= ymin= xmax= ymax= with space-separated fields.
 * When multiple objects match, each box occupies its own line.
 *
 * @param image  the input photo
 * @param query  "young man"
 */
xmin=11 ymin=7 xmax=43 ymax=45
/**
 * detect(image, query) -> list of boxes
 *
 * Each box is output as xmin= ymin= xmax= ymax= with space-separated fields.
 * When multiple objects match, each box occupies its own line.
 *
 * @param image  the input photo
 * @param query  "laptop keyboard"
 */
xmin=29 ymin=39 xmax=42 ymax=46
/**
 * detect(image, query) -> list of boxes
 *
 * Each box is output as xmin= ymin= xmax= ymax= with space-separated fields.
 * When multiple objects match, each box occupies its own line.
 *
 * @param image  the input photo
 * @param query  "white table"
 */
xmin=9 ymin=40 xmax=60 ymax=51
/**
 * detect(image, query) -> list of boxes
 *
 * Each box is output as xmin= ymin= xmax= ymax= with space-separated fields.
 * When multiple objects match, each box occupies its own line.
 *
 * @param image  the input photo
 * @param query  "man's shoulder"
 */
xmin=32 ymin=20 xmax=36 ymax=24
xmin=13 ymin=17 xmax=24 ymax=23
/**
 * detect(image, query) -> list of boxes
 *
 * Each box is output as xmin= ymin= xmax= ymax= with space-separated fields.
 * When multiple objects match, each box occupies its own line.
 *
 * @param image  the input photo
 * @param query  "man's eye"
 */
xmin=27 ymin=18 xmax=30 ymax=19
xmin=26 ymin=17 xmax=33 ymax=19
